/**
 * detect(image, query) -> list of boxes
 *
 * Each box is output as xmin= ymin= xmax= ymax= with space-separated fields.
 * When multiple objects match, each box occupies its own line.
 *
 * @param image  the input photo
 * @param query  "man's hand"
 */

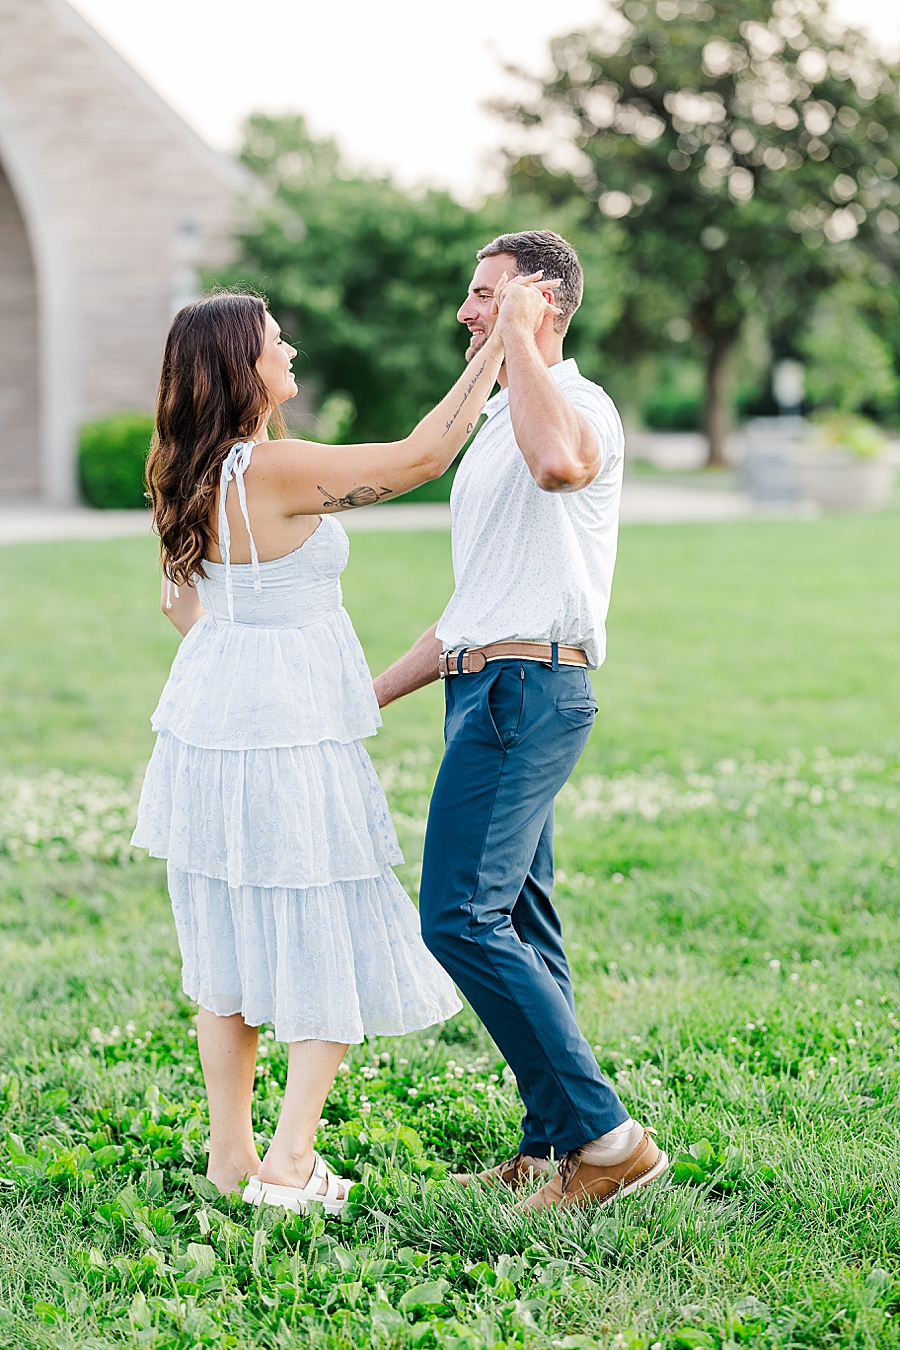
xmin=494 ymin=271 xmax=562 ymax=339
xmin=497 ymin=271 xmax=602 ymax=494
xmin=374 ymin=624 xmax=443 ymax=707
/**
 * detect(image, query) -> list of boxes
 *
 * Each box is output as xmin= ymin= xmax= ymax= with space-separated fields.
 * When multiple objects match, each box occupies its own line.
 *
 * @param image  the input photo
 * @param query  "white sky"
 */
xmin=69 ymin=0 xmax=900 ymax=200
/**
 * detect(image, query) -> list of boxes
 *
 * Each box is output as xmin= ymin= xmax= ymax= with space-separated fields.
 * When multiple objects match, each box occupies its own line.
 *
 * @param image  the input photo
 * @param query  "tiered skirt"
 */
xmin=132 ymin=612 xmax=461 ymax=1043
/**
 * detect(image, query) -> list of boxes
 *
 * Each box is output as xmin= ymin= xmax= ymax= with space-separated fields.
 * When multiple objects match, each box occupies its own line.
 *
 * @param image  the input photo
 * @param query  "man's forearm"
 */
xmin=503 ymin=328 xmax=600 ymax=492
xmin=374 ymin=624 xmax=443 ymax=707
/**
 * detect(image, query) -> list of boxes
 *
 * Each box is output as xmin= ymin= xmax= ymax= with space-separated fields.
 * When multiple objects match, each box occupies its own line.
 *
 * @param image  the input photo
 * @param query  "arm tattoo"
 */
xmin=442 ymin=357 xmax=488 ymax=438
xmin=319 ymin=484 xmax=393 ymax=510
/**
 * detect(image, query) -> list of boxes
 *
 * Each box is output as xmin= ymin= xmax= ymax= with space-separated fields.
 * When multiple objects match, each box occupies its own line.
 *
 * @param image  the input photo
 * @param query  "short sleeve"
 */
xmin=563 ymin=382 xmax=624 ymax=471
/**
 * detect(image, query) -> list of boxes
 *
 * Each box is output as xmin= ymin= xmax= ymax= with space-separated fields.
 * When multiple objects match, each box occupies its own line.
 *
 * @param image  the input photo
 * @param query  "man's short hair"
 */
xmin=477 ymin=230 xmax=583 ymax=334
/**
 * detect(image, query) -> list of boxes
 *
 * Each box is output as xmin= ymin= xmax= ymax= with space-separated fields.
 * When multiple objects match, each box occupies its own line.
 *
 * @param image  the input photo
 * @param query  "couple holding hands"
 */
xmin=134 ymin=228 xmax=668 ymax=1220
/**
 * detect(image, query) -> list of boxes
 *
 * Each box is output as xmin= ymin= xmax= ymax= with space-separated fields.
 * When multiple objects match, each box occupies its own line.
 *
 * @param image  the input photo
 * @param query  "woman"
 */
xmin=133 ymin=283 xmax=552 ymax=1214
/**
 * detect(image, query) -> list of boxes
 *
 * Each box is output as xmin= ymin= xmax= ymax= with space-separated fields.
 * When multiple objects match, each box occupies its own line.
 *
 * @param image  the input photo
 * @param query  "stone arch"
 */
xmin=0 ymin=0 xmax=242 ymax=503
xmin=0 ymin=79 xmax=79 ymax=506
xmin=0 ymin=157 xmax=40 ymax=493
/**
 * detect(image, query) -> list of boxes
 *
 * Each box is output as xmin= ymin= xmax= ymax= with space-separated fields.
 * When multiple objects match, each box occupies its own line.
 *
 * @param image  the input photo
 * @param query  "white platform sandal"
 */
xmin=242 ymin=1153 xmax=353 ymax=1216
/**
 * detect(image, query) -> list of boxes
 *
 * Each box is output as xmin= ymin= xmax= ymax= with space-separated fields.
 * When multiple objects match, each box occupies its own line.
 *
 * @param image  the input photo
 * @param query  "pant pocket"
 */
xmin=556 ymin=698 xmax=598 ymax=729
xmin=486 ymin=664 xmax=525 ymax=748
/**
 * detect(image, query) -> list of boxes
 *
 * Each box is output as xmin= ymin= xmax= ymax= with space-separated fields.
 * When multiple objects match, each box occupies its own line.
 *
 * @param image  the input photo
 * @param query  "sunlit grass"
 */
xmin=0 ymin=514 xmax=898 ymax=1347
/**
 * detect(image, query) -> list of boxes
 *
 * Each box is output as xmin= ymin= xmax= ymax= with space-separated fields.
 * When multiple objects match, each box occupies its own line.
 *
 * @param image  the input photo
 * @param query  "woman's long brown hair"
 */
xmin=147 ymin=292 xmax=286 ymax=587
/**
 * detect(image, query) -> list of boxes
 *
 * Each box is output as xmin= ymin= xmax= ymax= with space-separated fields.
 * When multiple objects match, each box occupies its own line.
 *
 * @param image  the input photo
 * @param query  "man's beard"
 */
xmin=465 ymin=329 xmax=489 ymax=361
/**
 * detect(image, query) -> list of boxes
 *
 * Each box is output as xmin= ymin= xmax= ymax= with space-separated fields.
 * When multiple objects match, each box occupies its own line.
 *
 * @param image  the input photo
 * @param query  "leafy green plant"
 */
xmin=808 ymin=410 xmax=888 ymax=458
xmin=800 ymin=287 xmax=899 ymax=418
xmin=77 ymin=410 xmax=154 ymax=510
xmin=669 ymin=1138 xmax=773 ymax=1195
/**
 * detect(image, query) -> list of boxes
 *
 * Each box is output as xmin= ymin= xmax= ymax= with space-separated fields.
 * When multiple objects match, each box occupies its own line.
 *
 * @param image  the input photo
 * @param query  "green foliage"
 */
xmin=642 ymin=389 xmax=702 ymax=430
xmin=800 ymin=285 xmax=900 ymax=413
xmin=640 ymin=359 xmax=706 ymax=429
xmin=77 ymin=411 xmax=154 ymax=510
xmin=306 ymin=390 xmax=357 ymax=445
xmin=215 ymin=114 xmax=496 ymax=447
xmin=809 ymin=409 xmax=889 ymax=457
xmin=217 ymin=115 xmax=625 ymax=450
xmin=500 ymin=0 xmax=900 ymax=456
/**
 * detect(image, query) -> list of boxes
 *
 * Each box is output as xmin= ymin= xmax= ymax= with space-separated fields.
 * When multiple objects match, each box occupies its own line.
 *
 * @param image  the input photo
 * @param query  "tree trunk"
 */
xmin=704 ymin=327 xmax=740 ymax=468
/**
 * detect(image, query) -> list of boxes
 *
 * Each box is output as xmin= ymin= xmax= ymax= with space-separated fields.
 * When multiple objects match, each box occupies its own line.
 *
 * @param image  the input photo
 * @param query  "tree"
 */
xmin=217 ymin=116 xmax=626 ymax=457
xmin=500 ymin=0 xmax=900 ymax=463
xmin=799 ymin=282 xmax=899 ymax=412
xmin=215 ymin=115 xmax=501 ymax=445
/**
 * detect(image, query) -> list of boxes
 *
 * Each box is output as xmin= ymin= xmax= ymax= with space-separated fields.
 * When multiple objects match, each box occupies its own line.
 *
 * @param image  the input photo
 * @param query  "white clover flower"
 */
xmin=0 ymin=770 xmax=143 ymax=863
xmin=555 ymin=748 xmax=897 ymax=830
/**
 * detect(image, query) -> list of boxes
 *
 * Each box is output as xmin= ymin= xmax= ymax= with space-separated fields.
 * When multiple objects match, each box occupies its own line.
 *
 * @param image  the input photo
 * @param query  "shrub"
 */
xmin=78 ymin=412 xmax=154 ymax=509
xmin=799 ymin=286 xmax=900 ymax=416
xmin=642 ymin=389 xmax=703 ymax=431
xmin=808 ymin=410 xmax=887 ymax=459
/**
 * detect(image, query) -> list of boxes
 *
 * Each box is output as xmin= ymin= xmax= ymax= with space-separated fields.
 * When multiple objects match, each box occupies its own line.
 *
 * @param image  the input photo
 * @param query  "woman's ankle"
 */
xmin=207 ymin=1165 xmax=260 ymax=1197
xmin=257 ymin=1145 xmax=315 ymax=1188
xmin=207 ymin=1149 xmax=260 ymax=1184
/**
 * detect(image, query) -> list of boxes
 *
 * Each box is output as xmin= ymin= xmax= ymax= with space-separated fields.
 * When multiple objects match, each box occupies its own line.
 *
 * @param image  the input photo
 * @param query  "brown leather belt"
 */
xmin=439 ymin=641 xmax=588 ymax=677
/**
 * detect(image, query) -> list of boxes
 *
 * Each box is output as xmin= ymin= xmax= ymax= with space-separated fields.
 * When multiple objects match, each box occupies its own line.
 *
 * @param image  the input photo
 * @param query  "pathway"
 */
xmin=0 ymin=479 xmax=802 ymax=546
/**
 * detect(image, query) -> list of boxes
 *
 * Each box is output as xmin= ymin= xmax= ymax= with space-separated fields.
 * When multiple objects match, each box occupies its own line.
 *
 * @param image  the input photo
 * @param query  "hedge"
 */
xmin=78 ymin=411 xmax=154 ymax=510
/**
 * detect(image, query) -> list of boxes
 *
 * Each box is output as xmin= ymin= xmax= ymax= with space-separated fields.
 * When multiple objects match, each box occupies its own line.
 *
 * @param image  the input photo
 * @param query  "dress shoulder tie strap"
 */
xmin=218 ymin=440 xmax=262 ymax=623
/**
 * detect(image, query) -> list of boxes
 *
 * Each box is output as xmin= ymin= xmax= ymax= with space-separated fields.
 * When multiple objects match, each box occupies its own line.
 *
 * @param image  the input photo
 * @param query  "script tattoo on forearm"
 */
xmin=319 ymin=484 xmax=393 ymax=510
xmin=442 ymin=358 xmax=488 ymax=438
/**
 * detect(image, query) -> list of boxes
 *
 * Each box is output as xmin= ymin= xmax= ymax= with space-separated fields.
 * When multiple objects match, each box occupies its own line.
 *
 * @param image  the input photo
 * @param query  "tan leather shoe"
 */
xmin=516 ymin=1129 xmax=668 ymax=1211
xmin=454 ymin=1152 xmax=552 ymax=1190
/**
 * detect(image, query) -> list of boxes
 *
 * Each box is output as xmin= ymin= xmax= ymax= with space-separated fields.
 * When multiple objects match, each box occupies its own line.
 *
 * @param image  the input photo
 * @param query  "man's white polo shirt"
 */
xmin=435 ymin=358 xmax=624 ymax=670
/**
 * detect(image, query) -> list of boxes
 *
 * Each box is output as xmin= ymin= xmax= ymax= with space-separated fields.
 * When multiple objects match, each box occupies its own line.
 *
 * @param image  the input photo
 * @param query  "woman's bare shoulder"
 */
xmin=253 ymin=436 xmax=316 ymax=460
xmin=249 ymin=437 xmax=327 ymax=478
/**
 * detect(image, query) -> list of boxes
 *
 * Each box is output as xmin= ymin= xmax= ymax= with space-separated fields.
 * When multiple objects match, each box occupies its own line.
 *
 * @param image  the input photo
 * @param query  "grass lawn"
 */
xmin=0 ymin=512 xmax=898 ymax=1349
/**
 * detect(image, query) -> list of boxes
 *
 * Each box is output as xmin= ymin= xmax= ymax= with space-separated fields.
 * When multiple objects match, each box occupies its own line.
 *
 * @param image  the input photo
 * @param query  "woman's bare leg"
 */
xmin=197 ymin=1008 xmax=261 ymax=1194
xmin=257 ymin=1039 xmax=349 ymax=1195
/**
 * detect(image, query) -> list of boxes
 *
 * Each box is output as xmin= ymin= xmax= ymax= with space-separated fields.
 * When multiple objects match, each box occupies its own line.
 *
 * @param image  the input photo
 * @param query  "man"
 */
xmin=373 ymin=230 xmax=667 ymax=1210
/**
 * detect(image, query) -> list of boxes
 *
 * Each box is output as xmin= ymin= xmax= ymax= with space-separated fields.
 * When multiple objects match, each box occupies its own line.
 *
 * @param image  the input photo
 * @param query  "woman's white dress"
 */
xmin=132 ymin=441 xmax=461 ymax=1043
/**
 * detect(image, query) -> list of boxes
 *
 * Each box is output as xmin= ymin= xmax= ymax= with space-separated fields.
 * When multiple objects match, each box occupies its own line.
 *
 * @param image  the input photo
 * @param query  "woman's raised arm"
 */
xmin=259 ymin=330 xmax=503 ymax=517
xmin=258 ymin=276 xmax=558 ymax=517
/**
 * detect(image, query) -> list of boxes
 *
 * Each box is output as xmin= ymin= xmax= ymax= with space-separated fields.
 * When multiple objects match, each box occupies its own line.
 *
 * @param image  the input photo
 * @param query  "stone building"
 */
xmin=0 ymin=0 xmax=243 ymax=503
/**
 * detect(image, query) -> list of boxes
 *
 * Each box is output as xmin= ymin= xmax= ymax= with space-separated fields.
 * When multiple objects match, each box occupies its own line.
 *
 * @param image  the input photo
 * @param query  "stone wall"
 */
xmin=0 ymin=0 xmax=243 ymax=501
xmin=0 ymin=162 xmax=40 ymax=493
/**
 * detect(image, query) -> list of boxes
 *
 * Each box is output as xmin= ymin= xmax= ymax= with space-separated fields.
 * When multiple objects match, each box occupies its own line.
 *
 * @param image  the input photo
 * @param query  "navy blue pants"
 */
xmin=419 ymin=659 xmax=628 ymax=1157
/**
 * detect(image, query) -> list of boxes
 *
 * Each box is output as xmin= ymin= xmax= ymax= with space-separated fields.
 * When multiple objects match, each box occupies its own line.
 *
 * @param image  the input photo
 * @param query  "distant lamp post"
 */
xmin=773 ymin=361 xmax=805 ymax=417
xmin=740 ymin=360 xmax=806 ymax=503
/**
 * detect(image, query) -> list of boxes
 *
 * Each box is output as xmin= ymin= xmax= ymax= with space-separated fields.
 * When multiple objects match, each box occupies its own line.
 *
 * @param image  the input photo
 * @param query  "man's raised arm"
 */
xmin=496 ymin=284 xmax=601 ymax=493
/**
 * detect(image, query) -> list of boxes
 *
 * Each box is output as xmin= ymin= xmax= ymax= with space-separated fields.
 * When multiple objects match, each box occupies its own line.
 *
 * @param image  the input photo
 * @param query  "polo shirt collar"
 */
xmin=483 ymin=357 xmax=580 ymax=419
